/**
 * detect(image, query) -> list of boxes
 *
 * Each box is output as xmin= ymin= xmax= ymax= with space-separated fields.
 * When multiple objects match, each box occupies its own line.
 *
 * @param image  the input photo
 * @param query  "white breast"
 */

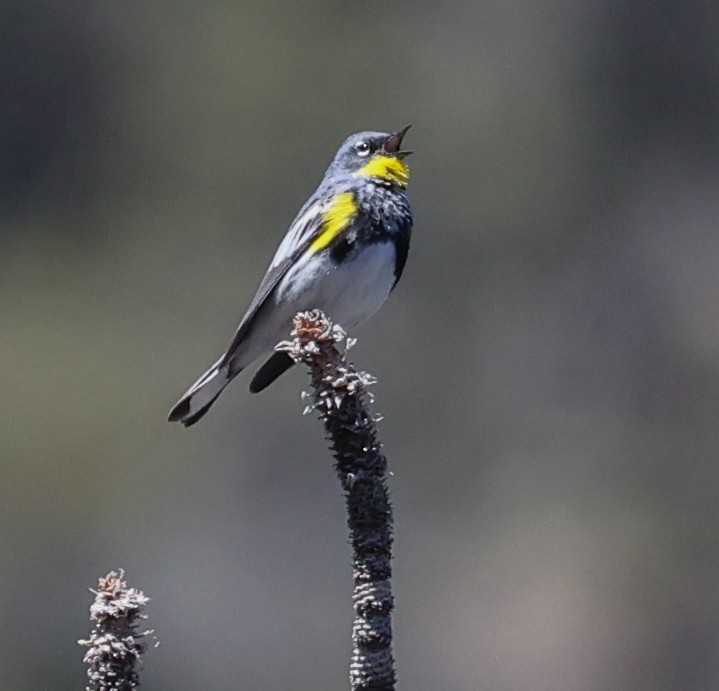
xmin=230 ymin=243 xmax=398 ymax=370
xmin=278 ymin=242 xmax=397 ymax=329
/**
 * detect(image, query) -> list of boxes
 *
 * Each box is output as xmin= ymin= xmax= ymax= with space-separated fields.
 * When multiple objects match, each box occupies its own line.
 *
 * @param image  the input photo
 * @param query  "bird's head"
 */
xmin=329 ymin=126 xmax=412 ymax=188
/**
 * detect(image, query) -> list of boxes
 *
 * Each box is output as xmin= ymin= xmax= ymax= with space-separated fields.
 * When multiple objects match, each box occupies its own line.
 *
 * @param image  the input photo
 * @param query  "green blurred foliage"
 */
xmin=2 ymin=1 xmax=719 ymax=689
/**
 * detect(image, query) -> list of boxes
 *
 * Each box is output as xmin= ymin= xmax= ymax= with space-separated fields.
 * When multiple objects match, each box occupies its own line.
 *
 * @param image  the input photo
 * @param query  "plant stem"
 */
xmin=278 ymin=311 xmax=396 ymax=690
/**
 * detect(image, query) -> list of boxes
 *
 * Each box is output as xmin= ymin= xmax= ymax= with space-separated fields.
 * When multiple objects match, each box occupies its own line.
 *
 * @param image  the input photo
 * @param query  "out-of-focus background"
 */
xmin=2 ymin=1 xmax=719 ymax=689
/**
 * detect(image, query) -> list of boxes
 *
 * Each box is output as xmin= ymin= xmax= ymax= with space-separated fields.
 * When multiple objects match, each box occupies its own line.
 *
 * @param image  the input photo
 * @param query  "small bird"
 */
xmin=168 ymin=127 xmax=413 ymax=426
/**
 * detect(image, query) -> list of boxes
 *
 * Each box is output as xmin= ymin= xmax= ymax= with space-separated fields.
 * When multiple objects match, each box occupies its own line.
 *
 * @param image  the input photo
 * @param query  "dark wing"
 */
xmin=219 ymin=198 xmax=325 ymax=368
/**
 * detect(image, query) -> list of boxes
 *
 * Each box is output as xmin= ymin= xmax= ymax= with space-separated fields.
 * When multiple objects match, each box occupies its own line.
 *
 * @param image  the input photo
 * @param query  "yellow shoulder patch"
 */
xmin=310 ymin=192 xmax=358 ymax=252
xmin=355 ymin=155 xmax=410 ymax=188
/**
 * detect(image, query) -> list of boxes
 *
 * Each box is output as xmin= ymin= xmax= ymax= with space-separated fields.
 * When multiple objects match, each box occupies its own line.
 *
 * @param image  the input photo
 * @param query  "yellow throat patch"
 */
xmin=310 ymin=192 xmax=359 ymax=252
xmin=355 ymin=155 xmax=410 ymax=188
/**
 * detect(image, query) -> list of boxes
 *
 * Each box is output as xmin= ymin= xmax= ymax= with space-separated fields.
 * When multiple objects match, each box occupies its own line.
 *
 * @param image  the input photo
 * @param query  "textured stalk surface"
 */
xmin=278 ymin=311 xmax=395 ymax=691
xmin=78 ymin=570 xmax=152 ymax=691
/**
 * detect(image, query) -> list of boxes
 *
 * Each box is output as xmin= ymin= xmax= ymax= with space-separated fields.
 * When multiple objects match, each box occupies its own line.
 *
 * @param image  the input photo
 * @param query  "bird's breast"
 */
xmin=276 ymin=241 xmax=397 ymax=330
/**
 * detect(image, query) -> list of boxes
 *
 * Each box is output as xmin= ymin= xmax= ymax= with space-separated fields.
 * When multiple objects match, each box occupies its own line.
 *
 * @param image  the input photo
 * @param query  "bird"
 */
xmin=168 ymin=126 xmax=413 ymax=426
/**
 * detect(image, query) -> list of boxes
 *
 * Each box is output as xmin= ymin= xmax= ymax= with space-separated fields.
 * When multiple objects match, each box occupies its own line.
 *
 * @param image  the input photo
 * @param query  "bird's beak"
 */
xmin=384 ymin=125 xmax=412 ymax=158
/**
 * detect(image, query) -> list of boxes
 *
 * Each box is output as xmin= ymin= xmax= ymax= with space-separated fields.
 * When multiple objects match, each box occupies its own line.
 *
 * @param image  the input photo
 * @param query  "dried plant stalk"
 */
xmin=278 ymin=310 xmax=395 ymax=690
xmin=78 ymin=570 xmax=152 ymax=691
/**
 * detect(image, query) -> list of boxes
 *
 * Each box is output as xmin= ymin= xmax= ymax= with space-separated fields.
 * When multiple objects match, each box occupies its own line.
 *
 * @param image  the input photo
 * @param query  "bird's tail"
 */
xmin=168 ymin=357 xmax=238 ymax=427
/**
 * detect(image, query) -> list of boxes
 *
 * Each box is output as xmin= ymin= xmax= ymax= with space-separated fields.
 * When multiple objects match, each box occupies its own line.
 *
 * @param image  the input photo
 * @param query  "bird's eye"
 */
xmin=354 ymin=141 xmax=371 ymax=157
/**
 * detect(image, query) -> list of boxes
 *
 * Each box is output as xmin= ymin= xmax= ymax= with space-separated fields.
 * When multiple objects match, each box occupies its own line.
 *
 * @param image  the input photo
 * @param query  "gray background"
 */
xmin=2 ymin=1 xmax=719 ymax=689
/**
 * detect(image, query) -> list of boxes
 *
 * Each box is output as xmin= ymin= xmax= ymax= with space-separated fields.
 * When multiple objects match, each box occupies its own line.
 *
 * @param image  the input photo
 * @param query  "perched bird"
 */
xmin=168 ymin=127 xmax=413 ymax=426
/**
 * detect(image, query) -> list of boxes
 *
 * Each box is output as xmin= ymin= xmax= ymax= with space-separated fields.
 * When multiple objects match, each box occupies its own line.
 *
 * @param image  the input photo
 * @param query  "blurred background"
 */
xmin=2 ymin=1 xmax=719 ymax=689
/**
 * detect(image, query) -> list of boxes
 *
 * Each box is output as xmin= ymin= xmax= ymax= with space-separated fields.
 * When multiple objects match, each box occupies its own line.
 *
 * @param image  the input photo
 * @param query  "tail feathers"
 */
xmin=168 ymin=358 xmax=237 ymax=427
xmin=249 ymin=352 xmax=295 ymax=393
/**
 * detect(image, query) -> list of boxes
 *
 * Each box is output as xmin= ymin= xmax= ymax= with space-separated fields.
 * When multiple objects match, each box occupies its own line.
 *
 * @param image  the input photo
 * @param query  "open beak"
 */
xmin=384 ymin=125 xmax=412 ymax=159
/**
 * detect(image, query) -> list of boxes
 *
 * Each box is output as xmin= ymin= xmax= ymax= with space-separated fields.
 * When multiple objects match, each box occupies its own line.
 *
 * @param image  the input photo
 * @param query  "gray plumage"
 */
xmin=168 ymin=128 xmax=413 ymax=426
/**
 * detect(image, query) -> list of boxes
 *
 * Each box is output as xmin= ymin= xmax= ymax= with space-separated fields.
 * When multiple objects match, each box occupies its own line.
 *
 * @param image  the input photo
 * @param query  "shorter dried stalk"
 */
xmin=78 ymin=570 xmax=153 ymax=691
